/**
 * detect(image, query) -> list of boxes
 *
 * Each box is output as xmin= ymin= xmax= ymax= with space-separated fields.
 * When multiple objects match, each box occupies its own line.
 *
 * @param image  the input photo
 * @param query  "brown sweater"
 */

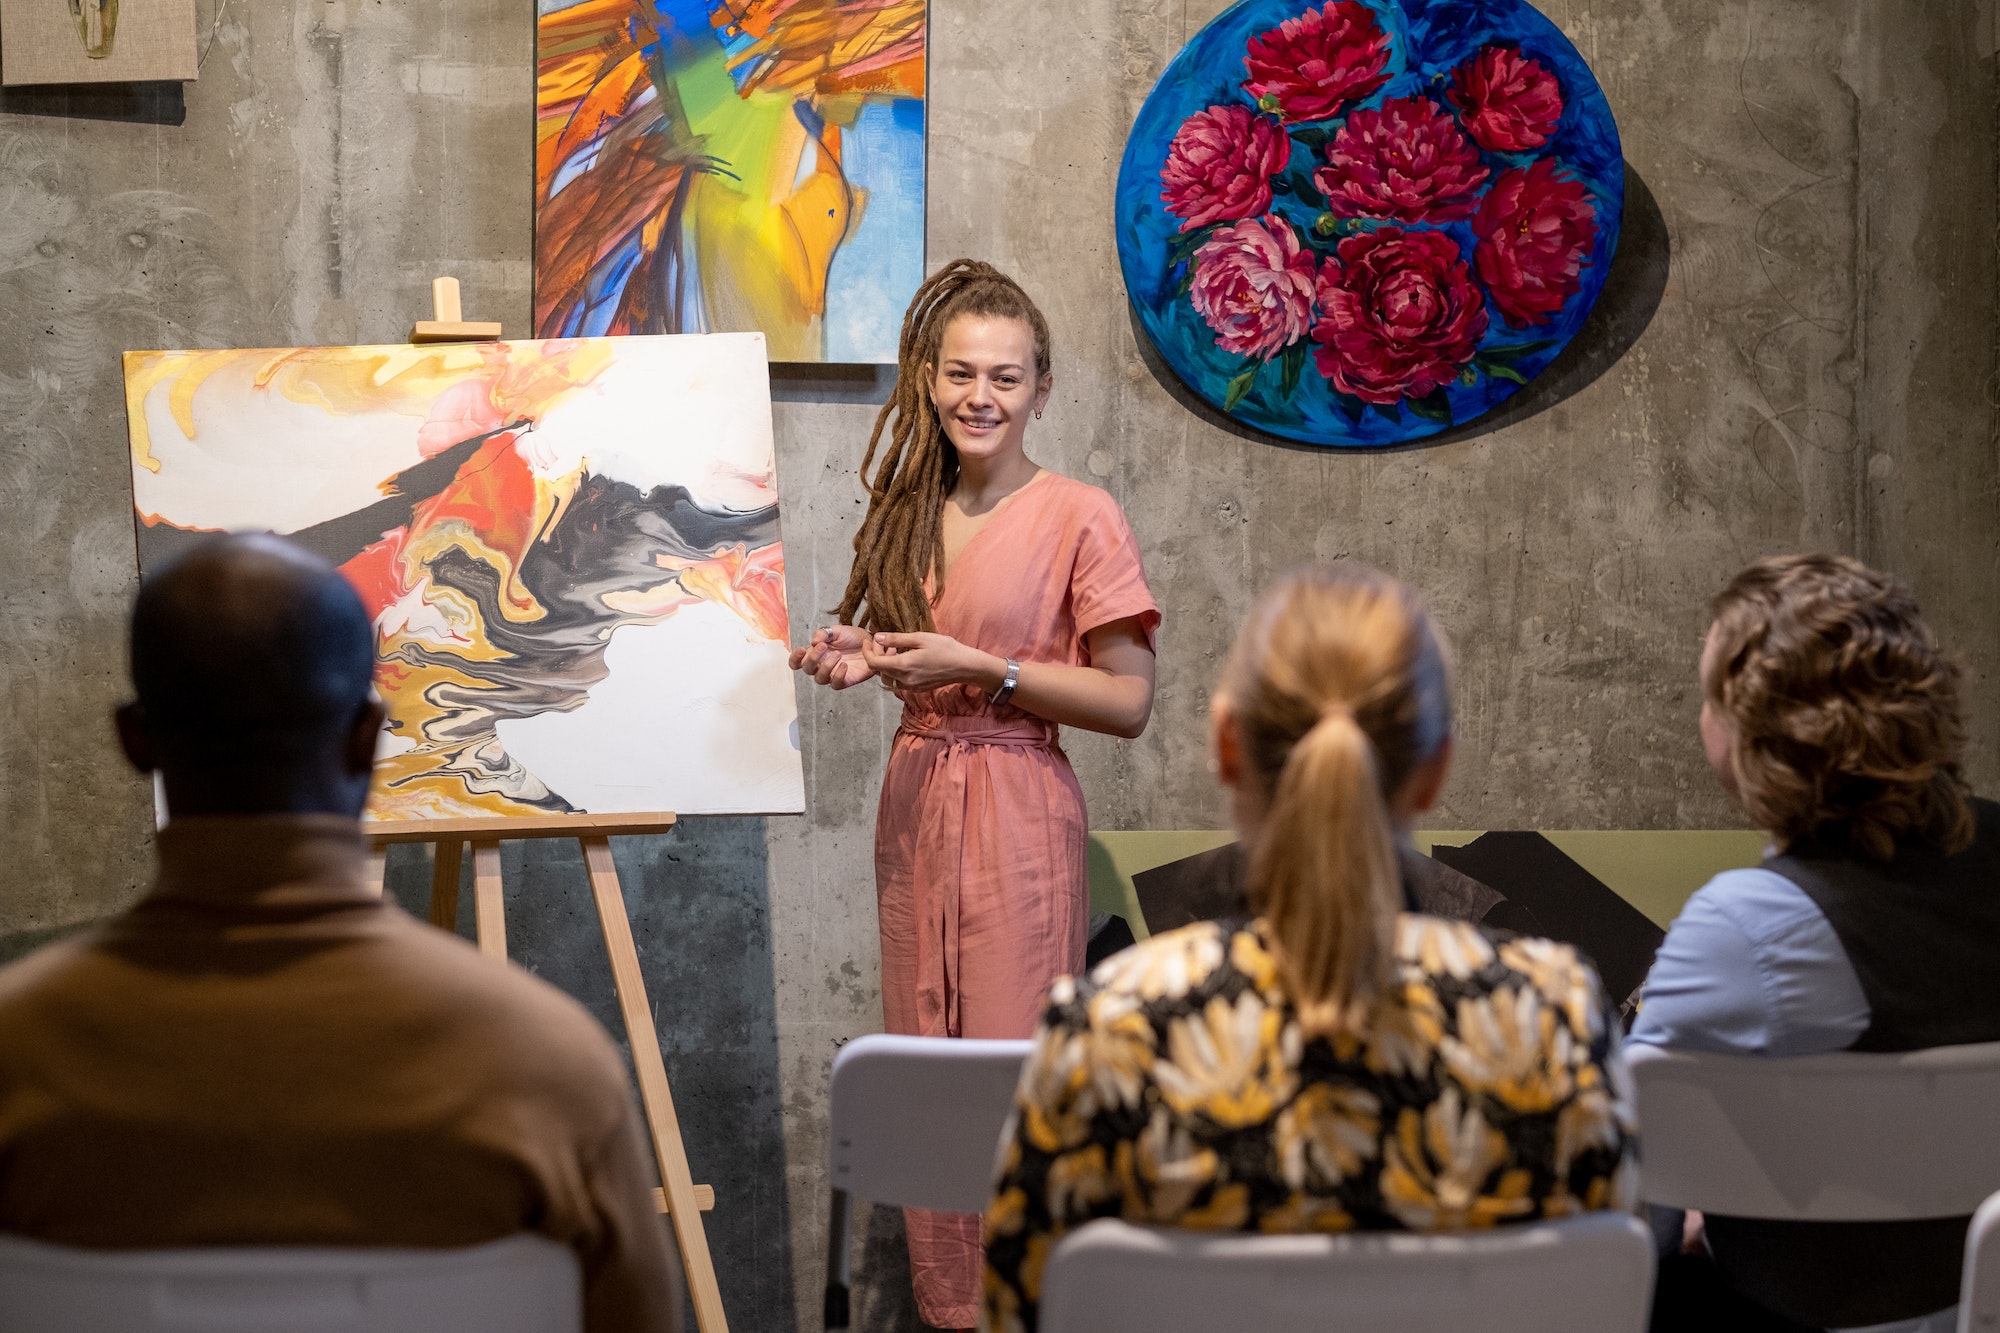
xmin=0 ymin=815 xmax=681 ymax=1333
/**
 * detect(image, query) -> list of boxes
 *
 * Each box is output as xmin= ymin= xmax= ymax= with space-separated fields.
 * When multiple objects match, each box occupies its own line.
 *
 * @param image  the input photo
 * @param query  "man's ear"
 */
xmin=343 ymin=694 xmax=388 ymax=778
xmin=115 ymin=702 xmax=156 ymax=775
xmin=1209 ymin=697 xmax=1243 ymax=789
xmin=1397 ymin=736 xmax=1454 ymax=819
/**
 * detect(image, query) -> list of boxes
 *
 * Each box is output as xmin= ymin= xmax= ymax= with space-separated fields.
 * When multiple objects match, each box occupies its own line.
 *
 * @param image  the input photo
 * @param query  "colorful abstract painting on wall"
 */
xmin=1116 ymin=0 xmax=1623 ymax=447
xmin=536 ymin=0 xmax=926 ymax=363
xmin=123 ymin=334 xmax=805 ymax=823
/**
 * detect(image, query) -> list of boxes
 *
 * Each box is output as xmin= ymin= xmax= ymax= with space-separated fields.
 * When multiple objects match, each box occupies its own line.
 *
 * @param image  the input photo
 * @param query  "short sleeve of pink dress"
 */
xmin=1065 ymin=489 xmax=1161 ymax=655
xmin=871 ymin=472 xmax=1158 ymax=1329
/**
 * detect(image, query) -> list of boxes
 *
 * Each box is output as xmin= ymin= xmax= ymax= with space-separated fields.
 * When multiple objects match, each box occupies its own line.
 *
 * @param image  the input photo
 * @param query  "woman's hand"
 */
xmin=863 ymin=632 xmax=1003 ymax=697
xmin=860 ymin=620 xmax=1156 ymax=737
xmin=789 ymin=625 xmax=876 ymax=690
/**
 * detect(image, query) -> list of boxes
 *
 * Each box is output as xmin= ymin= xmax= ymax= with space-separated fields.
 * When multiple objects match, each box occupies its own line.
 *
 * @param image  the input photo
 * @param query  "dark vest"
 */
xmin=1705 ymin=797 xmax=2000 ymax=1326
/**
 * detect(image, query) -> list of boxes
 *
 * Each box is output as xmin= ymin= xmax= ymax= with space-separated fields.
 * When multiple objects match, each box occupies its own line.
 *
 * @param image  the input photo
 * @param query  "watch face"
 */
xmin=1116 ymin=0 xmax=1623 ymax=448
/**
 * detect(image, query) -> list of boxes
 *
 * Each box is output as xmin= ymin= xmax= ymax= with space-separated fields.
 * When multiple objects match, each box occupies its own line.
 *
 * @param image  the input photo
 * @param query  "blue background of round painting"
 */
xmin=1116 ymin=0 xmax=1625 ymax=448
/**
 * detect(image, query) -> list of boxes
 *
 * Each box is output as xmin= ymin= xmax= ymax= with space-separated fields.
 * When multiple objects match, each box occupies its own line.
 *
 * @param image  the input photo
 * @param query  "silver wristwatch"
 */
xmin=990 ymin=658 xmax=1021 ymax=707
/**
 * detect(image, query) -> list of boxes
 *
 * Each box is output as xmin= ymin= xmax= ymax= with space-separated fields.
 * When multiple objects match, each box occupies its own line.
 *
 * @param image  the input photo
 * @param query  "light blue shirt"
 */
xmin=1630 ymin=866 xmax=1872 ymax=1056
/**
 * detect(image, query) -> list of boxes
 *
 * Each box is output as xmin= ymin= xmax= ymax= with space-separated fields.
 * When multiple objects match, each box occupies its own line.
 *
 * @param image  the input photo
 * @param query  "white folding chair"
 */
xmin=821 ymin=1032 xmax=1032 ymax=1329
xmin=0 ymin=1232 xmax=581 ymax=1333
xmin=1955 ymin=1190 xmax=2000 ymax=1333
xmin=1039 ymin=1213 xmax=1657 ymax=1333
xmin=1628 ymin=1041 xmax=2000 ymax=1221
xmin=1629 ymin=1040 xmax=2000 ymax=1332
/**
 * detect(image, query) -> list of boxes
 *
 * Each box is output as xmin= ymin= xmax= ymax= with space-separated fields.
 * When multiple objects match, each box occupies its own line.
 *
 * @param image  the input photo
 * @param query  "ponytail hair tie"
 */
xmin=1320 ymin=701 xmax=1356 ymax=725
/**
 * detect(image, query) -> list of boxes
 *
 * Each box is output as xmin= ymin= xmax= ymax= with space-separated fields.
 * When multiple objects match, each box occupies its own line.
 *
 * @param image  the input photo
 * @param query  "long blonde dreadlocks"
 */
xmin=833 ymin=259 xmax=1053 ymax=632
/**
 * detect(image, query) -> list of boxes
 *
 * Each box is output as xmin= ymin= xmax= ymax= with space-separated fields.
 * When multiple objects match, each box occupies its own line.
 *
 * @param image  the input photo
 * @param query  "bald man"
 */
xmin=0 ymin=535 xmax=681 ymax=1333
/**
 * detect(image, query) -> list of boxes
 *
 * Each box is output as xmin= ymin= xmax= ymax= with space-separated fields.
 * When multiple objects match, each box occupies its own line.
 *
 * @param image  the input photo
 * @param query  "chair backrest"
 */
xmin=1957 ymin=1191 xmax=2000 ymax=1333
xmin=0 ymin=1233 xmax=581 ymax=1333
xmin=826 ymin=1033 xmax=1032 ymax=1212
xmin=1038 ymin=1214 xmax=1656 ymax=1333
xmin=1628 ymin=1040 xmax=2000 ymax=1220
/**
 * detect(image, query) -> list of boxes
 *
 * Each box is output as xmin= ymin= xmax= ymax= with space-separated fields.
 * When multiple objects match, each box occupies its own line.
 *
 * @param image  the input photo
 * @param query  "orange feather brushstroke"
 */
xmin=716 ymin=0 xmax=925 ymax=98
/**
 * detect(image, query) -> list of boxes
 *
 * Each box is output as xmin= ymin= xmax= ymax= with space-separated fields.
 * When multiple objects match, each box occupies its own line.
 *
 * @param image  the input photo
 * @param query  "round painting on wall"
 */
xmin=1115 ymin=0 xmax=1623 ymax=447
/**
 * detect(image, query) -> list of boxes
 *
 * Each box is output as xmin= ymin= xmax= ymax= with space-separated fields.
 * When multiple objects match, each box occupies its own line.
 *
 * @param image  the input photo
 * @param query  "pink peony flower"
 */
xmin=1189 ymin=216 xmax=1320 ymax=360
xmin=1241 ymin=1 xmax=1393 ymax=124
xmin=1314 ymin=96 xmax=1491 ymax=222
xmin=1473 ymin=158 xmax=1598 ymax=326
xmin=1448 ymin=44 xmax=1565 ymax=152
xmin=1312 ymin=226 xmax=1488 ymax=404
xmin=1160 ymin=104 xmax=1292 ymax=231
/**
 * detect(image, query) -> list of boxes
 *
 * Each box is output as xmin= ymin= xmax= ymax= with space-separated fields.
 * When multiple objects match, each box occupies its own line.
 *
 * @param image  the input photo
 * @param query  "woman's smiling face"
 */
xmin=928 ymin=314 xmax=1052 ymax=463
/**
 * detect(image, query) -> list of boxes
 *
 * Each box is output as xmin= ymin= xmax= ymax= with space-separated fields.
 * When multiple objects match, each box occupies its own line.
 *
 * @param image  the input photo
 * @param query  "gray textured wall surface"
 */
xmin=0 ymin=1 xmax=1996 ymax=1329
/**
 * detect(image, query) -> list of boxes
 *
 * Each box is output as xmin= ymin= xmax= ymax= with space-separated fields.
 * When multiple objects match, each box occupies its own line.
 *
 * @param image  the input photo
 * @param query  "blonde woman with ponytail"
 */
xmin=790 ymin=261 xmax=1159 ymax=1329
xmin=983 ymin=565 xmax=1637 ymax=1333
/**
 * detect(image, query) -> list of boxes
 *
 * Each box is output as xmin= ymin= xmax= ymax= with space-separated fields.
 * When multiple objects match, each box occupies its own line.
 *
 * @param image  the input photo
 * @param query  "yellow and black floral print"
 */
xmin=981 ymin=914 xmax=1638 ymax=1332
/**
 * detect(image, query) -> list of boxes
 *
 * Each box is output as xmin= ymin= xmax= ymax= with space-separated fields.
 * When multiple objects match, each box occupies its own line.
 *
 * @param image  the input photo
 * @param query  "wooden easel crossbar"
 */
xmin=354 ymin=282 xmax=729 ymax=1332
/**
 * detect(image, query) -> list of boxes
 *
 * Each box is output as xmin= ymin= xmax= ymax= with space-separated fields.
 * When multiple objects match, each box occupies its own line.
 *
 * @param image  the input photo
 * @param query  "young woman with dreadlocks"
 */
xmin=791 ymin=260 xmax=1159 ymax=1329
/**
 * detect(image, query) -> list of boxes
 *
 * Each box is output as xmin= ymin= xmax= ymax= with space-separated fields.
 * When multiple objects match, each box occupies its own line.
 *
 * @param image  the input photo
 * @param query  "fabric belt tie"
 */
xmin=896 ymin=712 xmax=1060 ymax=1037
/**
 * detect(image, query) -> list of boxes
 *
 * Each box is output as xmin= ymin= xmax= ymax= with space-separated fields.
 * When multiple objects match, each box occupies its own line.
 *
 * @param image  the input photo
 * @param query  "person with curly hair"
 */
xmin=791 ymin=260 xmax=1160 ymax=1330
xmin=982 ymin=564 xmax=1636 ymax=1333
xmin=1635 ymin=553 xmax=2000 ymax=1331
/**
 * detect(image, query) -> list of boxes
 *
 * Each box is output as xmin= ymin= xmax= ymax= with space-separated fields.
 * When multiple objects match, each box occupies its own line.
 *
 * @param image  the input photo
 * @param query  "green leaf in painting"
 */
xmin=1480 ymin=338 xmax=1555 ymax=365
xmin=1407 ymin=391 xmax=1452 ymax=425
xmin=1166 ymin=224 xmax=1215 ymax=265
xmin=1334 ymin=393 xmax=1366 ymax=425
xmin=1471 ymin=352 xmax=1529 ymax=384
xmin=1291 ymin=172 xmax=1327 ymax=209
xmin=1372 ymin=402 xmax=1401 ymax=424
xmin=1279 ymin=342 xmax=1307 ymax=396
xmin=1223 ymin=365 xmax=1258 ymax=412
xmin=1292 ymin=126 xmax=1331 ymax=151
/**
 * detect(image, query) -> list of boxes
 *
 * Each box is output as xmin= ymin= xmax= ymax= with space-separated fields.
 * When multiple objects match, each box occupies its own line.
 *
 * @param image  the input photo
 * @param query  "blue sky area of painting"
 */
xmin=824 ymin=97 xmax=924 ymax=362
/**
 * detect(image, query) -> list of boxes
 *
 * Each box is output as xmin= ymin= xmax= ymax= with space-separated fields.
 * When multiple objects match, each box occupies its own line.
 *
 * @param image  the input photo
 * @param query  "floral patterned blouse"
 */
xmin=981 ymin=914 xmax=1639 ymax=1331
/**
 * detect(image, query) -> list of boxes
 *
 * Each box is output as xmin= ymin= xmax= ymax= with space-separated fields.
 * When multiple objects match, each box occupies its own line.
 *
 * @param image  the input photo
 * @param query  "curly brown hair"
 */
xmin=1704 ymin=554 xmax=1972 ymax=861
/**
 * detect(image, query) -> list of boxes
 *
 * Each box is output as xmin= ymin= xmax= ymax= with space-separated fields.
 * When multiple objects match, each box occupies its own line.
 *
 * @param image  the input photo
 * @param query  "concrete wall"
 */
xmin=0 ymin=1 xmax=1995 ymax=1329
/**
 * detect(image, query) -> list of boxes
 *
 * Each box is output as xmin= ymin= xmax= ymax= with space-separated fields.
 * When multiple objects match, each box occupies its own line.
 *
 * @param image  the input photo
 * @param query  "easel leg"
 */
xmin=471 ymin=841 xmax=506 ymax=960
xmin=430 ymin=841 xmax=463 ymax=931
xmin=580 ymin=835 xmax=729 ymax=1333
xmin=364 ymin=847 xmax=387 ymax=898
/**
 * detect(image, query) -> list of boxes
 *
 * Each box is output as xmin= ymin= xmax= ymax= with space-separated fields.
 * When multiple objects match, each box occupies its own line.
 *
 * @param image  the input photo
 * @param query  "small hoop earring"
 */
xmin=1034 ymin=409 xmax=1043 ymax=420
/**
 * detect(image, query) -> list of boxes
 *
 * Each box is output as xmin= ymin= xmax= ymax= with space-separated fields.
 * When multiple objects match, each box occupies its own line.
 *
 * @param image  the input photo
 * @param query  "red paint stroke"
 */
xmin=408 ymin=431 xmax=543 ymax=615
xmin=339 ymin=525 xmax=415 ymax=623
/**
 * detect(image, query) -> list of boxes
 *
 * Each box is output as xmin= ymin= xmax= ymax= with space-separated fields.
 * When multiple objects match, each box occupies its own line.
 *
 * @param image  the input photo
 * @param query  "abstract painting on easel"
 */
xmin=0 ymin=0 xmax=197 ymax=85
xmin=535 ymin=0 xmax=925 ymax=362
xmin=123 ymin=334 xmax=805 ymax=822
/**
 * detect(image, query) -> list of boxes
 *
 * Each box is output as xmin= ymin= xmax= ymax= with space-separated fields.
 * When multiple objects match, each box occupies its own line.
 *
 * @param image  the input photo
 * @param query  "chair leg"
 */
xmin=824 ymin=1188 xmax=851 ymax=1330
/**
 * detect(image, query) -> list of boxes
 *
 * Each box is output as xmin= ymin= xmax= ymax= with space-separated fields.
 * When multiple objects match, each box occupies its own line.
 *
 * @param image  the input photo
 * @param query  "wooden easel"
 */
xmin=357 ymin=282 xmax=730 ymax=1333
xmin=409 ymin=276 xmax=502 ymax=344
